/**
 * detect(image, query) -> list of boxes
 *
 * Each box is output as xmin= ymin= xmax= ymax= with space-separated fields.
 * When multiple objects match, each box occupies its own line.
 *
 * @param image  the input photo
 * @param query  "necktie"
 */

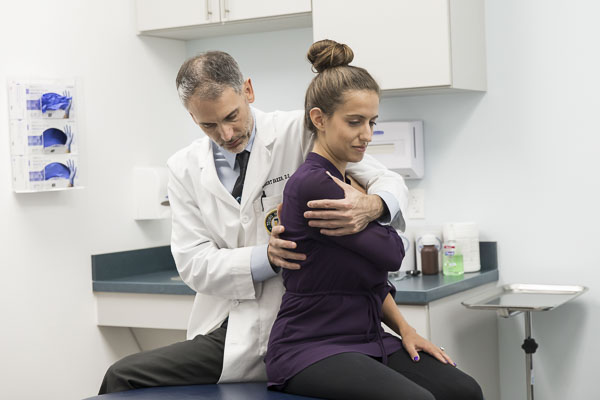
xmin=231 ymin=150 xmax=250 ymax=203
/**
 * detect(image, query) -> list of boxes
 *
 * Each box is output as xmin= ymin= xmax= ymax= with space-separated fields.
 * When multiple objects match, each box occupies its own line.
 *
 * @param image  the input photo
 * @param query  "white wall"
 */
xmin=2 ymin=0 xmax=598 ymax=399
xmin=0 ymin=1 xmax=188 ymax=399
xmin=187 ymin=1 xmax=600 ymax=399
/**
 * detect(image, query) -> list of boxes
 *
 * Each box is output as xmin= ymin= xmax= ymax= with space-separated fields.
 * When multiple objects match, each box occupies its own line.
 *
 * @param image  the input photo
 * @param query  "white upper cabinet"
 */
xmin=135 ymin=0 xmax=486 ymax=94
xmin=136 ymin=0 xmax=312 ymax=40
xmin=222 ymin=0 xmax=311 ymax=22
xmin=137 ymin=0 xmax=220 ymax=31
xmin=312 ymin=0 xmax=487 ymax=93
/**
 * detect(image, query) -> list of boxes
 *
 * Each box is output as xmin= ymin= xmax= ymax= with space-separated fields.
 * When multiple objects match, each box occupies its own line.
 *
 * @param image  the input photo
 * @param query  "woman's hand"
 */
xmin=401 ymin=328 xmax=456 ymax=366
xmin=381 ymin=294 xmax=454 ymax=366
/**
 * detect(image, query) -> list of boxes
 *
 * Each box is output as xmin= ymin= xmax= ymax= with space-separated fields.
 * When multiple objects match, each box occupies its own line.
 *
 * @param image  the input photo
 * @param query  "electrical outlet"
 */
xmin=406 ymin=188 xmax=425 ymax=219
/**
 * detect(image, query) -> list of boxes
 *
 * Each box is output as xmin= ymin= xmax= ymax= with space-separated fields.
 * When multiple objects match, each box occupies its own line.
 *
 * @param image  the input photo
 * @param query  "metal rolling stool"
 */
xmin=462 ymin=284 xmax=587 ymax=400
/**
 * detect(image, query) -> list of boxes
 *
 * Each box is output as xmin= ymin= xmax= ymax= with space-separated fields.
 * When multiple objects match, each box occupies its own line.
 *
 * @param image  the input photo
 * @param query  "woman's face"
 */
xmin=318 ymin=90 xmax=379 ymax=166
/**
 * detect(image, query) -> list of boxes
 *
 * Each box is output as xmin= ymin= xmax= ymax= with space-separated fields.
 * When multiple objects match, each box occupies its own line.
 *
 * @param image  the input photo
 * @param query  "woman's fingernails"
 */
xmin=413 ymin=356 xmax=419 ymax=361
xmin=453 ymin=362 xmax=457 ymax=367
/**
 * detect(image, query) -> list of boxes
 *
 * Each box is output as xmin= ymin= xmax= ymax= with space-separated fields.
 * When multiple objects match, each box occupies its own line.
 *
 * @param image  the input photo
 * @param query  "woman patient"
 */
xmin=265 ymin=40 xmax=484 ymax=400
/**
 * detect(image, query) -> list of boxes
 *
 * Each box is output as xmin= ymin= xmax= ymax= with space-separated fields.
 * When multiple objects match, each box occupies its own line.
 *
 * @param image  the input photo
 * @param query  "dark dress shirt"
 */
xmin=265 ymin=152 xmax=406 ymax=388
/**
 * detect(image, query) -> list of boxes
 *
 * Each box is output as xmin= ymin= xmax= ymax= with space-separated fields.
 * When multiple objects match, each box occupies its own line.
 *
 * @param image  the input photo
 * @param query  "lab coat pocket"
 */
xmin=255 ymin=194 xmax=283 ymax=243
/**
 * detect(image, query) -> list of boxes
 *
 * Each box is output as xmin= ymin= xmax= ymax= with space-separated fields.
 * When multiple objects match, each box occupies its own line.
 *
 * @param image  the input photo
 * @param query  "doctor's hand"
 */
xmin=267 ymin=204 xmax=306 ymax=270
xmin=401 ymin=328 xmax=456 ymax=366
xmin=304 ymin=171 xmax=384 ymax=237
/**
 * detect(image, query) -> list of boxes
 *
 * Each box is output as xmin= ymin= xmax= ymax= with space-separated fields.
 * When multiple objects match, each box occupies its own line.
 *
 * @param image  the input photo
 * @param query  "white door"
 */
xmin=312 ymin=0 xmax=452 ymax=90
xmin=137 ymin=0 xmax=220 ymax=31
xmin=222 ymin=0 xmax=311 ymax=22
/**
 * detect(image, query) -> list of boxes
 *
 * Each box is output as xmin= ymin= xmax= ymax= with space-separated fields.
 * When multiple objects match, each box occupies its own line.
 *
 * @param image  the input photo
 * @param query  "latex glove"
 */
xmin=64 ymin=125 xmax=73 ymax=152
xmin=40 ymin=91 xmax=72 ymax=113
xmin=63 ymin=90 xmax=72 ymax=119
xmin=66 ymin=159 xmax=77 ymax=187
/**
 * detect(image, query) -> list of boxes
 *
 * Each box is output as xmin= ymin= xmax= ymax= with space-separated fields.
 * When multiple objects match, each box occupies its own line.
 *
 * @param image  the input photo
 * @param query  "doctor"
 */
xmin=99 ymin=51 xmax=408 ymax=393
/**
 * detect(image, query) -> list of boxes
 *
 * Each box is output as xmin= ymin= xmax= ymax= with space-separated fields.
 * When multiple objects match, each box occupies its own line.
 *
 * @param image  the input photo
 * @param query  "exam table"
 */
xmin=84 ymin=382 xmax=316 ymax=400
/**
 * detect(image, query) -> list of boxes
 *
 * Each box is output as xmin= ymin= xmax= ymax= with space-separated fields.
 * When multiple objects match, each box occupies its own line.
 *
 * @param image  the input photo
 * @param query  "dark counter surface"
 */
xmin=391 ymin=241 xmax=499 ymax=303
xmin=92 ymin=242 xmax=498 ymax=303
xmin=391 ymin=268 xmax=498 ymax=304
xmin=92 ymin=246 xmax=194 ymax=295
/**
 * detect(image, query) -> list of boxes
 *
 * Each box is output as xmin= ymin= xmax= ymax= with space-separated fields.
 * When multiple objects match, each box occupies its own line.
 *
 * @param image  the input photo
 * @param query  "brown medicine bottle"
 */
xmin=421 ymin=234 xmax=439 ymax=275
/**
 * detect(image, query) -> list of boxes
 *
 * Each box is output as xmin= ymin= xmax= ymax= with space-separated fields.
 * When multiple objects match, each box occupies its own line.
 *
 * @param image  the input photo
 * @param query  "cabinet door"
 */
xmin=136 ymin=0 xmax=220 ymax=31
xmin=312 ymin=0 xmax=452 ymax=91
xmin=222 ymin=0 xmax=311 ymax=22
xmin=429 ymin=283 xmax=500 ymax=400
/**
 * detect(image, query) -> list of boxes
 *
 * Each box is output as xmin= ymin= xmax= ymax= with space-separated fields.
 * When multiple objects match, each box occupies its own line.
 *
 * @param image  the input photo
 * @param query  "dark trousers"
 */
xmin=98 ymin=320 xmax=227 ymax=394
xmin=281 ymin=349 xmax=484 ymax=400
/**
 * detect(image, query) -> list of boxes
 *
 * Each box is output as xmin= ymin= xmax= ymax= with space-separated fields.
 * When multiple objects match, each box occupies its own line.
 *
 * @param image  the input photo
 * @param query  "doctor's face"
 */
xmin=314 ymin=89 xmax=379 ymax=166
xmin=187 ymin=79 xmax=255 ymax=154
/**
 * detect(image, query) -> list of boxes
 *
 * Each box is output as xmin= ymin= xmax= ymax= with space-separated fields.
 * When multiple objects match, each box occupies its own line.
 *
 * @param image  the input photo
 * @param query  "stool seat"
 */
xmin=84 ymin=383 xmax=317 ymax=399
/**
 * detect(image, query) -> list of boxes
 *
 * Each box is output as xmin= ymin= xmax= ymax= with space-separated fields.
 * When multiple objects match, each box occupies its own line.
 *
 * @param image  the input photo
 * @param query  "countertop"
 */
xmin=92 ymin=242 xmax=498 ymax=304
xmin=92 ymin=246 xmax=194 ymax=295
xmin=390 ymin=268 xmax=498 ymax=304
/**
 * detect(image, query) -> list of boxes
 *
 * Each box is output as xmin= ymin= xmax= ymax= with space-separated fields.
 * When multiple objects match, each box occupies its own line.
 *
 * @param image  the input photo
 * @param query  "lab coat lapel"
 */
xmin=199 ymin=139 xmax=240 ymax=208
xmin=240 ymin=135 xmax=272 ymax=210
xmin=240 ymin=110 xmax=275 ymax=210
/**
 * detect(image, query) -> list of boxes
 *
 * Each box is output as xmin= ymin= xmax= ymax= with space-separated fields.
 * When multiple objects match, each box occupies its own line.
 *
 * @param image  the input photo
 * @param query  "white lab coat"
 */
xmin=167 ymin=107 xmax=408 ymax=383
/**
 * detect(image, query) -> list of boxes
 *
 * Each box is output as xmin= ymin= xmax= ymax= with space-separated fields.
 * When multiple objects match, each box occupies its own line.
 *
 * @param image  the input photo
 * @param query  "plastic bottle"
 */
xmin=420 ymin=234 xmax=439 ymax=275
xmin=442 ymin=230 xmax=464 ymax=276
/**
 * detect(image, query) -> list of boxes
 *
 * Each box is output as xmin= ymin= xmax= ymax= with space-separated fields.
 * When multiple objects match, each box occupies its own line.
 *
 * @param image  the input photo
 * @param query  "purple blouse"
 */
xmin=265 ymin=153 xmax=406 ymax=388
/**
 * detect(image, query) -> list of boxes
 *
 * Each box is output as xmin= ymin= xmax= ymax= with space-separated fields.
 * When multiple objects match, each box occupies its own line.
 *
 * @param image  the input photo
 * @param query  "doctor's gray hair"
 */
xmin=176 ymin=51 xmax=244 ymax=106
xmin=305 ymin=40 xmax=380 ymax=134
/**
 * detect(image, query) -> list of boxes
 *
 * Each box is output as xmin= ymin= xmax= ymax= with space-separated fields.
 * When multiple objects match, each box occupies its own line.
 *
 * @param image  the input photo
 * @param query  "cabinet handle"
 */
xmin=223 ymin=0 xmax=230 ymax=19
xmin=206 ymin=0 xmax=212 ymax=21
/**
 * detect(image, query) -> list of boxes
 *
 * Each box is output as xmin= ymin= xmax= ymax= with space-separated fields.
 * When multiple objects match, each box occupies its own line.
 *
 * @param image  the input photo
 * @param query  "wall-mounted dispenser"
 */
xmin=8 ymin=79 xmax=82 ymax=192
xmin=133 ymin=166 xmax=170 ymax=220
xmin=366 ymin=120 xmax=424 ymax=179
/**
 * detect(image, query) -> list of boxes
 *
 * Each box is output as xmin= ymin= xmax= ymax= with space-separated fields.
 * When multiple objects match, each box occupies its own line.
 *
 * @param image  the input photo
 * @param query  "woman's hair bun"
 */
xmin=307 ymin=39 xmax=354 ymax=73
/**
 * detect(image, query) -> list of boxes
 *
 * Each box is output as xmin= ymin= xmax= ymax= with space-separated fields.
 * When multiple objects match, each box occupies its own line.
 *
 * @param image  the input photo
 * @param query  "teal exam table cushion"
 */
xmin=83 ymin=383 xmax=317 ymax=399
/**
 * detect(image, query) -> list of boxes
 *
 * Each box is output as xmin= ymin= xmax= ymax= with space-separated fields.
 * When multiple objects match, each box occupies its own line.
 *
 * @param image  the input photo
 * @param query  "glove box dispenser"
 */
xmin=365 ymin=121 xmax=424 ymax=179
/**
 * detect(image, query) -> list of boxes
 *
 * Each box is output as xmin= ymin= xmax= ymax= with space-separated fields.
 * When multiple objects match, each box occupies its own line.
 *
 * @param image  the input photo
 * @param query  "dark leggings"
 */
xmin=281 ymin=349 xmax=484 ymax=400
